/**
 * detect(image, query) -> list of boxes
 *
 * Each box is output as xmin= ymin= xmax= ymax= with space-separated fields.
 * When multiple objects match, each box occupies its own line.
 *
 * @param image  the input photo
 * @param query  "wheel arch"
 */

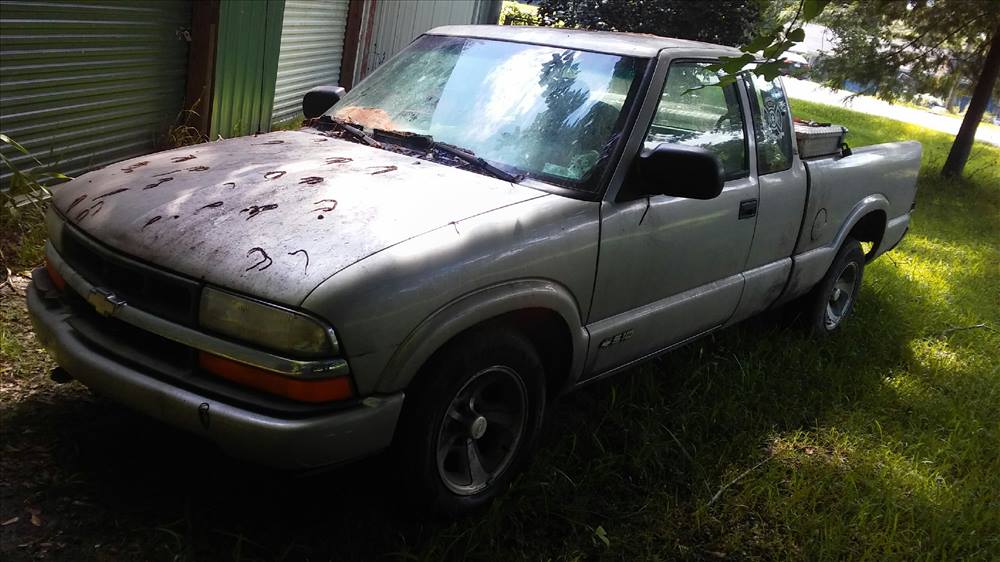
xmin=375 ymin=279 xmax=588 ymax=397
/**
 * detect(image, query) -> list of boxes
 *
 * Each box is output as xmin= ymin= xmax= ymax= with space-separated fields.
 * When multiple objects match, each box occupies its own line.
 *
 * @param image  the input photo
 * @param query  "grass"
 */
xmin=1 ymin=101 xmax=998 ymax=561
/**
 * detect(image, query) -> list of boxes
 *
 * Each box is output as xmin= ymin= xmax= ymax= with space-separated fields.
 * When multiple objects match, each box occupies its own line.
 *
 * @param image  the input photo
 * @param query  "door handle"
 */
xmin=739 ymin=199 xmax=758 ymax=220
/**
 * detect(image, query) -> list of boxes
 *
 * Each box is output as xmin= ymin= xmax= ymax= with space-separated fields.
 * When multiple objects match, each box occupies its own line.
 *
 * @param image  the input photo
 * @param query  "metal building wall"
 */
xmin=209 ymin=0 xmax=285 ymax=139
xmin=271 ymin=0 xmax=350 ymax=124
xmin=0 ymin=0 xmax=193 ymax=186
xmin=355 ymin=0 xmax=501 ymax=83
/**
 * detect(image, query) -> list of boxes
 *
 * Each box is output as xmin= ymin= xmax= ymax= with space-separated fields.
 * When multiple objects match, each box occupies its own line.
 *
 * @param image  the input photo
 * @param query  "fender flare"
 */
xmin=834 ymin=194 xmax=889 ymax=253
xmin=374 ymin=279 xmax=589 ymax=394
xmin=782 ymin=195 xmax=890 ymax=303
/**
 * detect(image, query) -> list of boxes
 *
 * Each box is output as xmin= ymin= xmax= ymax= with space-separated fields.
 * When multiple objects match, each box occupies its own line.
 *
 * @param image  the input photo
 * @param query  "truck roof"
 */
xmin=426 ymin=25 xmax=742 ymax=59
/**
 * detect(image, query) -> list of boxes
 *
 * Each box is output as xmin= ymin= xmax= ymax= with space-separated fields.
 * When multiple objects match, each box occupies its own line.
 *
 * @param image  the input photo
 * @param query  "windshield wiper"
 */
xmin=373 ymin=129 xmax=521 ymax=183
xmin=320 ymin=116 xmax=381 ymax=147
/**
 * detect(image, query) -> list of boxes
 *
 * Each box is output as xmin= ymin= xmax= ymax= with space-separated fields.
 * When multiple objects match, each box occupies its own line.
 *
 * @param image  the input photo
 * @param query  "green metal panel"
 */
xmin=210 ymin=0 xmax=285 ymax=138
xmin=0 ymin=0 xmax=193 ymax=186
xmin=271 ymin=0 xmax=350 ymax=124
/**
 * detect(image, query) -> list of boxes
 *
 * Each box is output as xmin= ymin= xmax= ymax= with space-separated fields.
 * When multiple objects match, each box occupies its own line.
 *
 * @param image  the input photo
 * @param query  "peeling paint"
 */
xmin=368 ymin=165 xmax=397 ymax=175
xmin=92 ymin=187 xmax=129 ymax=201
xmin=288 ymin=249 xmax=310 ymax=275
xmin=121 ymin=161 xmax=149 ymax=173
xmin=264 ymin=171 xmax=286 ymax=180
xmin=311 ymin=199 xmax=338 ymax=212
xmin=195 ymin=201 xmax=224 ymax=214
xmin=299 ymin=176 xmax=324 ymax=185
xmin=326 ymin=157 xmax=352 ymax=164
xmin=142 ymin=216 xmax=162 ymax=230
xmin=143 ymin=177 xmax=173 ymax=190
xmin=187 ymin=166 xmax=210 ymax=172
xmin=245 ymin=247 xmax=273 ymax=271
xmin=66 ymin=194 xmax=88 ymax=213
xmin=254 ymin=140 xmax=285 ymax=145
xmin=240 ymin=203 xmax=278 ymax=220
xmin=171 ymin=155 xmax=197 ymax=163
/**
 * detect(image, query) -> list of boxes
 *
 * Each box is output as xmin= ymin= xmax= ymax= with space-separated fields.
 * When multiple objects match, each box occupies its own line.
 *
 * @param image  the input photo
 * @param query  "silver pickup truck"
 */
xmin=28 ymin=26 xmax=920 ymax=514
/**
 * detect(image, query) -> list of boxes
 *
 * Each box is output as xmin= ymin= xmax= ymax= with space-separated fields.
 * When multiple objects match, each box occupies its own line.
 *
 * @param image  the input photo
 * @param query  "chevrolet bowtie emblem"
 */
xmin=86 ymin=287 xmax=127 ymax=317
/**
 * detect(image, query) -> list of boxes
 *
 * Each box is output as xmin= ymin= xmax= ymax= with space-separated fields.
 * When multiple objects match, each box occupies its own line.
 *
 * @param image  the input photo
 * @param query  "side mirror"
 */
xmin=302 ymin=85 xmax=346 ymax=119
xmin=634 ymin=144 xmax=724 ymax=200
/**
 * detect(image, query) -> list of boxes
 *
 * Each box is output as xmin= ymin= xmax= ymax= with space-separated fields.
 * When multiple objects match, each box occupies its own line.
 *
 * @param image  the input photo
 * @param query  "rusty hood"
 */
xmin=52 ymin=130 xmax=547 ymax=305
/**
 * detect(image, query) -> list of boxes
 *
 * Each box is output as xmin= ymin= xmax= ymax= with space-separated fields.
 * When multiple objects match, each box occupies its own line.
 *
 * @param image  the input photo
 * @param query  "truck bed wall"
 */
xmin=777 ymin=141 xmax=921 ymax=305
xmin=795 ymin=141 xmax=921 ymax=256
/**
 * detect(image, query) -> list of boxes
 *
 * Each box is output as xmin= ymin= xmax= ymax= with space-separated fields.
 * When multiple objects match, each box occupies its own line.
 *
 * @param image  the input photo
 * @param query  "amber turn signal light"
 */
xmin=197 ymin=352 xmax=353 ymax=403
xmin=45 ymin=257 xmax=66 ymax=291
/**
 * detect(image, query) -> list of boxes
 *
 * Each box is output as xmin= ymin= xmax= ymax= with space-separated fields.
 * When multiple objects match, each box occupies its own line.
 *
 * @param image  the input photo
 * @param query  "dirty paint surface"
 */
xmin=51 ymin=131 xmax=546 ymax=306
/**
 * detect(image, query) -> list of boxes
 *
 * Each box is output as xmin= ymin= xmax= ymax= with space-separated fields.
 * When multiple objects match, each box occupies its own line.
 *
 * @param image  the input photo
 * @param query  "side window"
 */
xmin=644 ymin=62 xmax=748 ymax=180
xmin=745 ymin=73 xmax=793 ymax=174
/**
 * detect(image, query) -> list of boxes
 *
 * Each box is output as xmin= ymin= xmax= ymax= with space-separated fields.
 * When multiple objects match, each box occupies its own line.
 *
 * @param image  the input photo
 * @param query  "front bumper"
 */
xmin=27 ymin=280 xmax=404 ymax=469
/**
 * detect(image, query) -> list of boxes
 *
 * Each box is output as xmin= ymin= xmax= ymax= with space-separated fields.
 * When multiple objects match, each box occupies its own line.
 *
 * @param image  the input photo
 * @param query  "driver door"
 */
xmin=584 ymin=61 xmax=759 ymax=377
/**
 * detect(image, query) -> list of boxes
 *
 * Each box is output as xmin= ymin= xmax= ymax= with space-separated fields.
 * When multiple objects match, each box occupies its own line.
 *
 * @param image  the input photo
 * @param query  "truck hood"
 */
xmin=52 ymin=130 xmax=546 ymax=305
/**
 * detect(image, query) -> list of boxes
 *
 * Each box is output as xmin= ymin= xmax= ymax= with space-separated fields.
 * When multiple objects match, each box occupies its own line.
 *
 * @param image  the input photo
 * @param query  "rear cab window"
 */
xmin=743 ymin=73 xmax=794 ymax=174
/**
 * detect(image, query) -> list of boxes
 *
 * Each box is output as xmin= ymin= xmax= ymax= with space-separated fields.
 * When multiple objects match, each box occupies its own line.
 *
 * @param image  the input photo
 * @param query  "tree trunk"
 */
xmin=942 ymin=25 xmax=1000 ymax=178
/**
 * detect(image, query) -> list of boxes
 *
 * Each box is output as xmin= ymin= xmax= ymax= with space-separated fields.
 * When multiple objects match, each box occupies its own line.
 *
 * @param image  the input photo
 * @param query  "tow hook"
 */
xmin=50 ymin=367 xmax=73 ymax=384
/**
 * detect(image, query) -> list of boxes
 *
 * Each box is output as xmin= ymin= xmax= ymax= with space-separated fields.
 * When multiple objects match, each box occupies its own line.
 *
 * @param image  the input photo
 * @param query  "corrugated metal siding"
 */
xmin=0 ymin=0 xmax=193 ymax=186
xmin=209 ymin=0 xmax=285 ymax=138
xmin=358 ymin=0 xmax=500 ymax=80
xmin=271 ymin=0 xmax=350 ymax=124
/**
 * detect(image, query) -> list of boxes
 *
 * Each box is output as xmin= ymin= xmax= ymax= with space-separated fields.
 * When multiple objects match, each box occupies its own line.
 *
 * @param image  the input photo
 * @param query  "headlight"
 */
xmin=199 ymin=287 xmax=338 ymax=357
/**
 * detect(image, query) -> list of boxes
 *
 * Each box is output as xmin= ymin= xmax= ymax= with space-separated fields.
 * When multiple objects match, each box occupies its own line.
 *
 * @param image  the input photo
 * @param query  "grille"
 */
xmin=61 ymin=227 xmax=200 ymax=326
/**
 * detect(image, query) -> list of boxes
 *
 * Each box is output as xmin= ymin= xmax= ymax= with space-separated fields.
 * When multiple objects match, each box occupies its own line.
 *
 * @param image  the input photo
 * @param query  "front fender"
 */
xmin=375 ymin=279 xmax=589 ymax=394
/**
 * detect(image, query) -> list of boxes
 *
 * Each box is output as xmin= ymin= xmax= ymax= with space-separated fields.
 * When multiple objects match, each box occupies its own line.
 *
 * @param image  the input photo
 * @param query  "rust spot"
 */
xmin=144 ymin=177 xmax=173 ymax=190
xmin=66 ymin=194 xmax=88 ymax=213
xmin=240 ymin=203 xmax=278 ymax=220
xmin=299 ymin=176 xmax=324 ymax=185
xmin=288 ymin=249 xmax=310 ymax=275
xmin=171 ymin=154 xmax=197 ymax=163
xmin=195 ymin=201 xmax=223 ymax=213
xmin=264 ymin=171 xmax=286 ymax=180
xmin=121 ymin=161 xmax=149 ymax=173
xmin=369 ymin=165 xmax=397 ymax=175
xmin=253 ymin=140 xmax=285 ymax=145
xmin=311 ymin=199 xmax=337 ymax=213
xmin=142 ymin=216 xmax=162 ymax=230
xmin=92 ymin=187 xmax=129 ymax=201
xmin=187 ymin=165 xmax=210 ymax=172
xmin=245 ymin=247 xmax=273 ymax=271
xmin=154 ymin=169 xmax=181 ymax=177
xmin=325 ymin=157 xmax=352 ymax=165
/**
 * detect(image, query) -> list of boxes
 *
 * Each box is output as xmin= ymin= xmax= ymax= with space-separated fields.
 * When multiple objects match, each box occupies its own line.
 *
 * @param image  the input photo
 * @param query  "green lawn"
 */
xmin=1 ymin=101 xmax=997 ymax=561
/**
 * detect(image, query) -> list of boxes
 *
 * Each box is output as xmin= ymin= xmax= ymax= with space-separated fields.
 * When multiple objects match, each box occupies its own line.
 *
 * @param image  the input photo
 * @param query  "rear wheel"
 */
xmin=396 ymin=327 xmax=546 ymax=515
xmin=802 ymin=237 xmax=865 ymax=336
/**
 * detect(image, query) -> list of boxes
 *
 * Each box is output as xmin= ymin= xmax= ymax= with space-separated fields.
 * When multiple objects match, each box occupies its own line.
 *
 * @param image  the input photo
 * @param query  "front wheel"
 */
xmin=802 ymin=237 xmax=865 ymax=336
xmin=395 ymin=327 xmax=546 ymax=516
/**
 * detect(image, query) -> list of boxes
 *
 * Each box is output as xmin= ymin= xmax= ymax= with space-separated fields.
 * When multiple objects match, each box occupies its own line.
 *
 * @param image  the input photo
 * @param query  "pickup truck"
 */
xmin=28 ymin=25 xmax=920 ymax=515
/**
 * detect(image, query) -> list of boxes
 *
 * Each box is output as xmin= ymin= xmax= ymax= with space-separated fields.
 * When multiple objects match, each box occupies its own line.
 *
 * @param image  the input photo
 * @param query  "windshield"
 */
xmin=330 ymin=35 xmax=643 ymax=190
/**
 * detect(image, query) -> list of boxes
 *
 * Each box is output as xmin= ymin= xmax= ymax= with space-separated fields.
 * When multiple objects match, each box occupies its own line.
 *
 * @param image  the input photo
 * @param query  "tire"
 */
xmin=802 ymin=237 xmax=865 ymax=336
xmin=395 ymin=326 xmax=546 ymax=516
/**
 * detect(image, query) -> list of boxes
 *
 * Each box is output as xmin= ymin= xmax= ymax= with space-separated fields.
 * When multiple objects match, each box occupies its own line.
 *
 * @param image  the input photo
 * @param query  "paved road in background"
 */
xmin=784 ymin=77 xmax=1000 ymax=147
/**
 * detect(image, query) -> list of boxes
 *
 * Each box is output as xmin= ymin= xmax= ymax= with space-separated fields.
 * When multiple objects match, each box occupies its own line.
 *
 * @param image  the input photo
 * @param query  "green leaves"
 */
xmin=802 ymin=0 xmax=832 ymax=21
xmin=787 ymin=27 xmax=806 ymax=42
